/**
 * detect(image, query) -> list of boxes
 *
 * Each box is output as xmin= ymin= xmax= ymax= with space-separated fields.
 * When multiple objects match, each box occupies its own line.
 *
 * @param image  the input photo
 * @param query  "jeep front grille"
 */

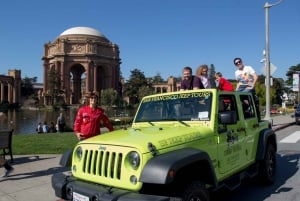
xmin=82 ymin=149 xmax=123 ymax=180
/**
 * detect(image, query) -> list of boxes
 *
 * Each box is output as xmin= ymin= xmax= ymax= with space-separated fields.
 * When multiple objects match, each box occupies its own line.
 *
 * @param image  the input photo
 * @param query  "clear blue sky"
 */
xmin=0 ymin=0 xmax=299 ymax=83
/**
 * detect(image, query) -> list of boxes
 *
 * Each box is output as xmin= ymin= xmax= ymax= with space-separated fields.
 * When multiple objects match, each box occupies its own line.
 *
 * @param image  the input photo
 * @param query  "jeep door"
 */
xmin=239 ymin=94 xmax=260 ymax=162
xmin=217 ymin=94 xmax=247 ymax=174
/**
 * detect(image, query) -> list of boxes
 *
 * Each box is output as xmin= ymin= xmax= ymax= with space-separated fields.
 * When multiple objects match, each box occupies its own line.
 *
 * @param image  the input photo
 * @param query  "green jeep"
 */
xmin=52 ymin=89 xmax=277 ymax=201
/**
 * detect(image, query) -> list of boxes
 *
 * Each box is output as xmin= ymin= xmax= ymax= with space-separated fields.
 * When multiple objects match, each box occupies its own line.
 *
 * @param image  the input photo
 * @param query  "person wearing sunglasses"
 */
xmin=234 ymin=57 xmax=258 ymax=93
xmin=234 ymin=57 xmax=261 ymax=121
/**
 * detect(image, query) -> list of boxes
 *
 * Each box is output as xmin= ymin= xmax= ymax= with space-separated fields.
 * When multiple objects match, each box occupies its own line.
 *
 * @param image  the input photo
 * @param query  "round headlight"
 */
xmin=76 ymin=146 xmax=83 ymax=160
xmin=128 ymin=151 xmax=140 ymax=170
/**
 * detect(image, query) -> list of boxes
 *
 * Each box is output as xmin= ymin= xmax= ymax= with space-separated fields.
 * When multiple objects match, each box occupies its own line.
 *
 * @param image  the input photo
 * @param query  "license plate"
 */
xmin=73 ymin=192 xmax=89 ymax=201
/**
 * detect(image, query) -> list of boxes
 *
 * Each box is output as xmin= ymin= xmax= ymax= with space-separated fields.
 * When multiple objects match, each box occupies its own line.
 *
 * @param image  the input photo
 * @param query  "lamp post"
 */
xmin=264 ymin=0 xmax=283 ymax=122
xmin=295 ymin=71 xmax=300 ymax=104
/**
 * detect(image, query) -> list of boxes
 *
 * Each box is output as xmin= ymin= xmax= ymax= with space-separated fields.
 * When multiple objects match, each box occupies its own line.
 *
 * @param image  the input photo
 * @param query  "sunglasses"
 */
xmin=235 ymin=61 xmax=242 ymax=65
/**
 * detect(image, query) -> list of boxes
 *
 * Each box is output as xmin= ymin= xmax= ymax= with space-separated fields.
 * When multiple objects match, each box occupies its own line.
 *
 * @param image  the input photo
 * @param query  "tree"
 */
xmin=47 ymin=69 xmax=61 ymax=94
xmin=151 ymin=73 xmax=165 ymax=84
xmin=138 ymin=86 xmax=154 ymax=101
xmin=255 ymin=74 xmax=284 ymax=107
xmin=285 ymin=63 xmax=300 ymax=86
xmin=209 ymin=64 xmax=216 ymax=88
xmin=21 ymin=76 xmax=37 ymax=97
xmin=124 ymin=69 xmax=153 ymax=104
xmin=46 ymin=68 xmax=64 ymax=105
xmin=100 ymin=88 xmax=118 ymax=107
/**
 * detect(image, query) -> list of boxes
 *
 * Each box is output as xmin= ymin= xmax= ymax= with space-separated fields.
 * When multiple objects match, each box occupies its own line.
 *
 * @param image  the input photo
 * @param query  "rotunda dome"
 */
xmin=59 ymin=26 xmax=106 ymax=37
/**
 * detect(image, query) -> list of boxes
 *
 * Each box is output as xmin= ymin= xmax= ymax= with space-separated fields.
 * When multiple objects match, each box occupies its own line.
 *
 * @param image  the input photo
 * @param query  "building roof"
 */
xmin=59 ymin=26 xmax=106 ymax=37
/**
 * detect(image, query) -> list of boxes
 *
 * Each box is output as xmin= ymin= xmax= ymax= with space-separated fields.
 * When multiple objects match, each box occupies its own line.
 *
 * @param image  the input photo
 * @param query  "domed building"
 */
xmin=42 ymin=26 xmax=121 ymax=105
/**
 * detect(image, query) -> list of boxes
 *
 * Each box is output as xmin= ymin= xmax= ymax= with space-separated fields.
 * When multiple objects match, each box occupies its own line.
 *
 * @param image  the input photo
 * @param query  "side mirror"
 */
xmin=218 ymin=111 xmax=237 ymax=124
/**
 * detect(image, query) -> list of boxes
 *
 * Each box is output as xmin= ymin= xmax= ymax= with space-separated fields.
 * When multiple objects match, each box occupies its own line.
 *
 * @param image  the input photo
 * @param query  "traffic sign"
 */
xmin=261 ymin=63 xmax=277 ymax=76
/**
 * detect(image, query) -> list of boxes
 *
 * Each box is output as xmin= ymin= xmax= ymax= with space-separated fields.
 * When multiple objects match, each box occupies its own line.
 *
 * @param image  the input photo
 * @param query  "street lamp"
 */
xmin=295 ymin=71 xmax=300 ymax=104
xmin=264 ymin=0 xmax=283 ymax=122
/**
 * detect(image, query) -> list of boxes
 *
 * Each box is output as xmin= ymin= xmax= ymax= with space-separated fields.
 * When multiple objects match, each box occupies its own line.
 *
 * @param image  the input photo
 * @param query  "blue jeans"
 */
xmin=237 ymin=85 xmax=255 ymax=94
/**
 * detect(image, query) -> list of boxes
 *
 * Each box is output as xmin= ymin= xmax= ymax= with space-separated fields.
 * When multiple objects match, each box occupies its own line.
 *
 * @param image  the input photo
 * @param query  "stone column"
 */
xmin=86 ymin=65 xmax=90 ymax=93
xmin=94 ymin=64 xmax=97 ymax=92
xmin=0 ymin=82 xmax=4 ymax=102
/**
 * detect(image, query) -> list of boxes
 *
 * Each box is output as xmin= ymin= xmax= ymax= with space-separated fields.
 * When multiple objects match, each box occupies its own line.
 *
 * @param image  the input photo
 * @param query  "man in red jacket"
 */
xmin=73 ymin=92 xmax=114 ymax=140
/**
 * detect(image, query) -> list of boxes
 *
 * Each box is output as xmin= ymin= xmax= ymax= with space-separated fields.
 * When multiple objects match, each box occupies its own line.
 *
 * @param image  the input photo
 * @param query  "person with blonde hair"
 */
xmin=196 ymin=64 xmax=211 ymax=88
xmin=215 ymin=72 xmax=234 ymax=91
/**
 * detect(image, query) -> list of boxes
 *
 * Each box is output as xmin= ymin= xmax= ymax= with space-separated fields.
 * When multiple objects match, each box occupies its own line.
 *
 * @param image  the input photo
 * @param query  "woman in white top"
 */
xmin=196 ymin=64 xmax=211 ymax=88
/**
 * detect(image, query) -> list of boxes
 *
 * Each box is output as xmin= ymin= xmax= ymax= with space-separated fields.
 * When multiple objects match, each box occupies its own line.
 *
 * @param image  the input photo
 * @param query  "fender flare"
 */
xmin=59 ymin=149 xmax=73 ymax=167
xmin=256 ymin=128 xmax=277 ymax=160
xmin=140 ymin=148 xmax=217 ymax=185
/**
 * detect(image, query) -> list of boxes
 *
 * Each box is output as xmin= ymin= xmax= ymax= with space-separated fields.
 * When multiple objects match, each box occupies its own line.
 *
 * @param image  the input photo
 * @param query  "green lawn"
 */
xmin=12 ymin=132 xmax=78 ymax=155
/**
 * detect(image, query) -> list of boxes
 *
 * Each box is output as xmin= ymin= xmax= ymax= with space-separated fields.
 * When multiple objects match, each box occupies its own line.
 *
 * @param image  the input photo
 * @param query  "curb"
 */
xmin=272 ymin=122 xmax=295 ymax=131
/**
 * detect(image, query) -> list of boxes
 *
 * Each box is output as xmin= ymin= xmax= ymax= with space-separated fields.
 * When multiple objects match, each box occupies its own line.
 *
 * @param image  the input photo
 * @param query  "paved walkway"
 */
xmin=270 ymin=113 xmax=295 ymax=131
xmin=0 ymin=114 xmax=295 ymax=201
xmin=0 ymin=155 xmax=67 ymax=201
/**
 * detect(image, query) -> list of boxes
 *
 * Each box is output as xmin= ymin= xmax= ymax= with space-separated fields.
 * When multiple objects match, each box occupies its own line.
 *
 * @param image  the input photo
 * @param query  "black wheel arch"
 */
xmin=59 ymin=149 xmax=73 ymax=167
xmin=256 ymin=128 xmax=277 ymax=160
xmin=140 ymin=148 xmax=217 ymax=187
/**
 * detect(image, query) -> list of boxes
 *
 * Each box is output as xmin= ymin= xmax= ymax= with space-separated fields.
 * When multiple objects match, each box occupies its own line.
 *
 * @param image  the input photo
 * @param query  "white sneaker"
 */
xmin=1 ymin=168 xmax=14 ymax=178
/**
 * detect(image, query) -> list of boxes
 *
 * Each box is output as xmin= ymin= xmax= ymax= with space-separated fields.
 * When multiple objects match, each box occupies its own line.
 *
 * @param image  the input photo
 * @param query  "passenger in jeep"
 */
xmin=234 ymin=57 xmax=258 ymax=94
xmin=215 ymin=72 xmax=234 ymax=92
xmin=73 ymin=92 xmax=114 ymax=140
xmin=180 ymin=66 xmax=204 ymax=90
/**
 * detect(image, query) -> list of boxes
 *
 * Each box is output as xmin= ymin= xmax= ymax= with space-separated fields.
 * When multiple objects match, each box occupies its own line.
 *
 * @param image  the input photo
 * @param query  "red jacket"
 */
xmin=218 ymin=77 xmax=234 ymax=91
xmin=73 ymin=105 xmax=113 ymax=139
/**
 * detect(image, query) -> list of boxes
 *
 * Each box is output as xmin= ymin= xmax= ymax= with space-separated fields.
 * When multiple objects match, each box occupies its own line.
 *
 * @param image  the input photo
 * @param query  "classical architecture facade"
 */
xmin=153 ymin=76 xmax=180 ymax=93
xmin=42 ymin=27 xmax=121 ymax=105
xmin=0 ymin=70 xmax=21 ymax=104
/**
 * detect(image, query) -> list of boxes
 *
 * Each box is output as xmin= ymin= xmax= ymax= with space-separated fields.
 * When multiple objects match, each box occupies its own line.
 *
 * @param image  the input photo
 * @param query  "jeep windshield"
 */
xmin=134 ymin=91 xmax=212 ymax=122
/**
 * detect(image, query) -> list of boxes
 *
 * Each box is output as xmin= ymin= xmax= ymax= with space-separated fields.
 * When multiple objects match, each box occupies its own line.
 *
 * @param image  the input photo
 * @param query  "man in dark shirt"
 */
xmin=180 ymin=66 xmax=204 ymax=90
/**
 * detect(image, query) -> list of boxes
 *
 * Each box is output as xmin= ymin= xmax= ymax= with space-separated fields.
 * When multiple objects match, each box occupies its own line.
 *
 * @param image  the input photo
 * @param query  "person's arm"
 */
xmin=236 ymin=82 xmax=240 ymax=91
xmin=73 ymin=108 xmax=83 ymax=140
xmin=250 ymin=72 xmax=258 ymax=90
xmin=101 ymin=114 xmax=114 ymax=132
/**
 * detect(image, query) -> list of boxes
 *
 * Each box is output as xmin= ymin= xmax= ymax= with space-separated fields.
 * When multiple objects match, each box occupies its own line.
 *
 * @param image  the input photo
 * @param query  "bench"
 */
xmin=0 ymin=129 xmax=13 ymax=163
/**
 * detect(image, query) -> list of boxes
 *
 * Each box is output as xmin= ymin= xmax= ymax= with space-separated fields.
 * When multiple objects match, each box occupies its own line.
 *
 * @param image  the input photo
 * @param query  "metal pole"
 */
xmin=264 ymin=2 xmax=271 ymax=121
xmin=263 ymin=0 xmax=283 ymax=122
xmin=298 ymin=73 xmax=300 ymax=104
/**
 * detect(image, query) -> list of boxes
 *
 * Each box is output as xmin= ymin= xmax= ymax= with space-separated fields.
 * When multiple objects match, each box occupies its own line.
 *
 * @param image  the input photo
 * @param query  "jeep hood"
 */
xmin=80 ymin=126 xmax=212 ymax=154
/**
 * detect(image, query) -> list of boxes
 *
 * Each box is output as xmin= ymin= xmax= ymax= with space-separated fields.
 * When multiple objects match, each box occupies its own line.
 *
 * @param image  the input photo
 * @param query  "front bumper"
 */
xmin=52 ymin=173 xmax=172 ymax=201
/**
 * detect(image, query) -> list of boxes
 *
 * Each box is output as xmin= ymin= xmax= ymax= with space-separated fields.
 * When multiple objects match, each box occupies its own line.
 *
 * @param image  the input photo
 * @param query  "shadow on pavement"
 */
xmin=211 ymin=151 xmax=300 ymax=201
xmin=2 ymin=155 xmax=70 ymax=181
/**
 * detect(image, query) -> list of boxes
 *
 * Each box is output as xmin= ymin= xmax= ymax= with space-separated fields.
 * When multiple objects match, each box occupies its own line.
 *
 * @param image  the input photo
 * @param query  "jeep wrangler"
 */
xmin=52 ymin=89 xmax=277 ymax=201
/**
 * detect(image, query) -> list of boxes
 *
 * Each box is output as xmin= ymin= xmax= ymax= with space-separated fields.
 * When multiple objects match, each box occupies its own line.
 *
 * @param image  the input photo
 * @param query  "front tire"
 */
xmin=181 ymin=181 xmax=209 ymax=201
xmin=259 ymin=143 xmax=276 ymax=184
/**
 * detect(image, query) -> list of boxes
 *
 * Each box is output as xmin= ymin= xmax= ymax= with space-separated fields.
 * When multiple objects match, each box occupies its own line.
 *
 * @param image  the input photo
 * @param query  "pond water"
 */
xmin=0 ymin=107 xmax=134 ymax=135
xmin=0 ymin=108 xmax=78 ymax=135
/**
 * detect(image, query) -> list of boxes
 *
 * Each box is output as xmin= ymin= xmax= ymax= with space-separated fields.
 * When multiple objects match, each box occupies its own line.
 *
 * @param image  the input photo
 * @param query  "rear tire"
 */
xmin=181 ymin=181 xmax=209 ymax=201
xmin=259 ymin=143 xmax=276 ymax=184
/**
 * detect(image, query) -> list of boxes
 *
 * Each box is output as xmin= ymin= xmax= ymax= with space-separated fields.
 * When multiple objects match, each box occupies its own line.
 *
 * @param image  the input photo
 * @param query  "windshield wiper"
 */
xmin=162 ymin=118 xmax=190 ymax=127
